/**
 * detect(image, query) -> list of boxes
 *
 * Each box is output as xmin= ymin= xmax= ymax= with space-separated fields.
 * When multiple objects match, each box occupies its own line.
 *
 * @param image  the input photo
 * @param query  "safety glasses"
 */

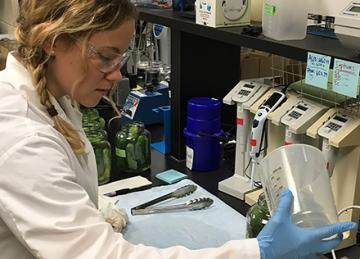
xmin=70 ymin=36 xmax=131 ymax=74
xmin=87 ymin=43 xmax=131 ymax=73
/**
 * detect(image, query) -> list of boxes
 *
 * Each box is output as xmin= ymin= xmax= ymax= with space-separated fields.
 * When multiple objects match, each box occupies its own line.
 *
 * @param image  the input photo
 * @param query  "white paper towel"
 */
xmin=115 ymin=179 xmax=247 ymax=249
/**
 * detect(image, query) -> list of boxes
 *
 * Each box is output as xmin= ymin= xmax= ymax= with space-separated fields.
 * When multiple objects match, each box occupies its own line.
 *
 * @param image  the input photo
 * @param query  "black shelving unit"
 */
xmin=138 ymin=7 xmax=360 ymax=160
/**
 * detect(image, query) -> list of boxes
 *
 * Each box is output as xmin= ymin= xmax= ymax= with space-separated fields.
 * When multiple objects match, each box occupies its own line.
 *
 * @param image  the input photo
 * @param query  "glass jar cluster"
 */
xmin=82 ymin=109 xmax=111 ymax=185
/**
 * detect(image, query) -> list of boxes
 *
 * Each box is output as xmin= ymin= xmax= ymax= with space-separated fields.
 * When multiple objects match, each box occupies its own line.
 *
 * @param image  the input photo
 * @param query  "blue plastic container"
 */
xmin=187 ymin=97 xmax=221 ymax=121
xmin=184 ymin=128 xmax=223 ymax=172
xmin=186 ymin=117 xmax=221 ymax=135
xmin=186 ymin=97 xmax=222 ymax=136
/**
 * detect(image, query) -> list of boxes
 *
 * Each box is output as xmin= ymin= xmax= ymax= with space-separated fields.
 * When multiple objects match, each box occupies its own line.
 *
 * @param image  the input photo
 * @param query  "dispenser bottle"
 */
xmin=262 ymin=0 xmax=308 ymax=40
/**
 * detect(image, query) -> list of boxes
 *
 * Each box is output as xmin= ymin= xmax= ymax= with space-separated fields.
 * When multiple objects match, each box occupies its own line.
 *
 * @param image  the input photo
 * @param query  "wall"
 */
xmin=0 ymin=0 xmax=19 ymax=34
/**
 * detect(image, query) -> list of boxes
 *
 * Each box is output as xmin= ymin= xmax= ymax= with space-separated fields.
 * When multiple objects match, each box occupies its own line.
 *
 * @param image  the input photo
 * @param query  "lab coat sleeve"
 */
xmin=0 ymin=134 xmax=260 ymax=259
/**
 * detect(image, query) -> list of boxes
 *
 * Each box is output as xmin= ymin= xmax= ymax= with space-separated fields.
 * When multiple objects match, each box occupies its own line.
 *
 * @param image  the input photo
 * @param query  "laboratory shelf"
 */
xmin=137 ymin=7 xmax=360 ymax=160
xmin=138 ymin=8 xmax=360 ymax=63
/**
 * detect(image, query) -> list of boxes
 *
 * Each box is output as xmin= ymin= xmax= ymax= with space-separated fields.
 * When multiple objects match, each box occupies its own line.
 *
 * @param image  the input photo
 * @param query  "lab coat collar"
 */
xmin=4 ymin=52 xmax=83 ymax=130
xmin=4 ymin=53 xmax=91 ymax=154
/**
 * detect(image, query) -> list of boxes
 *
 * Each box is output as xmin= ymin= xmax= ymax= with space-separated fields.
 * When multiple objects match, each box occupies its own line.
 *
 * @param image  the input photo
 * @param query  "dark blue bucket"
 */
xmin=186 ymin=97 xmax=222 ymax=135
xmin=184 ymin=128 xmax=223 ymax=172
xmin=186 ymin=117 xmax=221 ymax=134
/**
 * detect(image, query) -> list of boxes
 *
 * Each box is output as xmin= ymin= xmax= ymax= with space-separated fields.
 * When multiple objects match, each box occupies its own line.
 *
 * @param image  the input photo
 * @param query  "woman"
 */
xmin=0 ymin=0 xmax=356 ymax=258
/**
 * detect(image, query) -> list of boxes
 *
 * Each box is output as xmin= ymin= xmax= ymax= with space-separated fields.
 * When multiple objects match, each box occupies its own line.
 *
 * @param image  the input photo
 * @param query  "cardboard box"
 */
xmin=239 ymin=49 xmax=305 ymax=85
xmin=196 ymin=0 xmax=251 ymax=28
xmin=0 ymin=38 xmax=18 ymax=70
xmin=240 ymin=49 xmax=281 ymax=79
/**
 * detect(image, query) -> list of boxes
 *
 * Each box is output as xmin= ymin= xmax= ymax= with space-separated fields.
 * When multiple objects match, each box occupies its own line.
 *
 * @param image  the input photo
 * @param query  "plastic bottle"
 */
xmin=262 ymin=0 xmax=308 ymax=40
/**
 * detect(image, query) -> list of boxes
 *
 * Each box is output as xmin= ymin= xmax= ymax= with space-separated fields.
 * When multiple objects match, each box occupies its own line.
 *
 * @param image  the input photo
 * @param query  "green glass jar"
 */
xmin=82 ymin=108 xmax=99 ymax=120
xmin=246 ymin=192 xmax=270 ymax=238
xmin=82 ymin=115 xmax=106 ymax=130
xmin=83 ymin=124 xmax=108 ymax=140
xmin=87 ymin=130 xmax=111 ymax=185
xmin=115 ymin=122 xmax=151 ymax=173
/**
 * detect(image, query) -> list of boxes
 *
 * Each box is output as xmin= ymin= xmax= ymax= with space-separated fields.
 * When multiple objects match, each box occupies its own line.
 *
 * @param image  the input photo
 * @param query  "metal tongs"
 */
xmin=131 ymin=184 xmax=213 ymax=215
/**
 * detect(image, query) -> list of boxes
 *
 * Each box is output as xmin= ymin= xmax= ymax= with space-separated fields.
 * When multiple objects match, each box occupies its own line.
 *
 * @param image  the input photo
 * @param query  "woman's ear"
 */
xmin=44 ymin=35 xmax=73 ymax=56
xmin=43 ymin=39 xmax=56 ymax=56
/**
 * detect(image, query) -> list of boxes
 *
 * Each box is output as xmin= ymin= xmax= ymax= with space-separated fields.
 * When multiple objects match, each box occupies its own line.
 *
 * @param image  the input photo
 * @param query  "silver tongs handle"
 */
xmin=130 ymin=184 xmax=197 ymax=214
xmin=132 ymin=198 xmax=214 ymax=215
xmin=131 ymin=192 xmax=173 ymax=211
xmin=132 ymin=203 xmax=189 ymax=215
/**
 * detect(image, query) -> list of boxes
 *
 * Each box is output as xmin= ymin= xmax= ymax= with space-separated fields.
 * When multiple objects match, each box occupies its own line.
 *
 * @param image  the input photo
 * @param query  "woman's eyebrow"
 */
xmin=104 ymin=46 xmax=128 ymax=54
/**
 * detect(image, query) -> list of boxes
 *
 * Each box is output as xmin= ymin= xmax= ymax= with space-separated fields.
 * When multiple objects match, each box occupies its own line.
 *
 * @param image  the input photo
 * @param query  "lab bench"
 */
xmin=113 ymin=7 xmax=360 ymax=257
xmin=140 ymin=148 xmax=360 ymax=258
xmin=174 ymin=152 xmax=359 ymax=258
xmin=108 ymin=142 xmax=360 ymax=258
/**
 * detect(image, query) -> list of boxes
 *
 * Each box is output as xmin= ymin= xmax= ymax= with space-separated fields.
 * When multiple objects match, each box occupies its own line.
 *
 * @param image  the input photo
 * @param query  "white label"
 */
xmin=186 ymin=146 xmax=194 ymax=170
xmin=132 ymin=91 xmax=147 ymax=97
xmin=121 ymin=95 xmax=140 ymax=120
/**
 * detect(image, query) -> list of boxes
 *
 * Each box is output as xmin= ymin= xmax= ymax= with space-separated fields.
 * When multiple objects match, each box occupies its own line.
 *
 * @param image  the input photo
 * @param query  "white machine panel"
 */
xmin=281 ymin=100 xmax=328 ymax=134
xmin=340 ymin=1 xmax=360 ymax=19
xmin=219 ymin=78 xmax=273 ymax=201
xmin=335 ymin=1 xmax=360 ymax=48
xmin=318 ymin=112 xmax=353 ymax=139
xmin=223 ymin=79 xmax=268 ymax=105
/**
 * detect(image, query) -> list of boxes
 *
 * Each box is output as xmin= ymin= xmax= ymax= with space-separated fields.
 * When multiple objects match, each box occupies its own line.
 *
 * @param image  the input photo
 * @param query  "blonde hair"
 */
xmin=15 ymin=0 xmax=138 ymax=155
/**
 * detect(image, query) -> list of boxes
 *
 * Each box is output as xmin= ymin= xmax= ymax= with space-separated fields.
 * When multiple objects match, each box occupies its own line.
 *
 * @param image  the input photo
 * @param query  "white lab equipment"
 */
xmin=222 ymin=0 xmax=248 ymax=21
xmin=224 ymin=80 xmax=268 ymax=175
xmin=249 ymin=91 xmax=287 ymax=158
xmin=219 ymin=79 xmax=272 ymax=200
xmin=334 ymin=0 xmax=360 ymax=49
xmin=259 ymin=144 xmax=338 ymax=228
xmin=306 ymin=108 xmax=360 ymax=249
xmin=249 ymin=90 xmax=286 ymax=188
xmin=195 ymin=0 xmax=250 ymax=28
xmin=248 ymin=86 xmax=296 ymax=157
xmin=281 ymin=99 xmax=328 ymax=145
xmin=309 ymin=0 xmax=345 ymax=17
xmin=262 ymin=0 xmax=309 ymax=40
xmin=318 ymin=112 xmax=354 ymax=176
xmin=153 ymin=24 xmax=171 ymax=66
xmin=244 ymin=90 xmax=316 ymax=205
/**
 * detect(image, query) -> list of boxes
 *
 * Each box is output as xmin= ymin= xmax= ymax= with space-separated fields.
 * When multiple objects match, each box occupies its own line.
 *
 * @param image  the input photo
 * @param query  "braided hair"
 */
xmin=15 ymin=0 xmax=137 ymax=155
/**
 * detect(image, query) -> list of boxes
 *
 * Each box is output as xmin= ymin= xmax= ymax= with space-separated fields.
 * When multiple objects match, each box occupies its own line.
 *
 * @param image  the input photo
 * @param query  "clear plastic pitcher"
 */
xmin=259 ymin=144 xmax=338 ymax=228
xmin=262 ymin=0 xmax=308 ymax=40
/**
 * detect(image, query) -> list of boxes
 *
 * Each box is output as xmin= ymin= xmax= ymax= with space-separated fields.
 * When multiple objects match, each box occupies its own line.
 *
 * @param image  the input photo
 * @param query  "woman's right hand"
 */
xmin=256 ymin=189 xmax=357 ymax=259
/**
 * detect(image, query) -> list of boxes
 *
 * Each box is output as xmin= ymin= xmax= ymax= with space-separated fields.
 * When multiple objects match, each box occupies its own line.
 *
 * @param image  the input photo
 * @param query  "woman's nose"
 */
xmin=105 ymin=68 xmax=123 ymax=82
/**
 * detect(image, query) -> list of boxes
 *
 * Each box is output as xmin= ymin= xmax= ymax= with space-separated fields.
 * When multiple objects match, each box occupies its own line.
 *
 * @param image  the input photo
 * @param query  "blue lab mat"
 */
xmin=115 ymin=179 xmax=247 ymax=249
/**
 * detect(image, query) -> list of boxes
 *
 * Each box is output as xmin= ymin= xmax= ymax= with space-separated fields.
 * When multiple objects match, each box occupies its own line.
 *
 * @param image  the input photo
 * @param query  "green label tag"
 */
xmin=264 ymin=3 xmax=276 ymax=16
xmin=115 ymin=148 xmax=126 ymax=158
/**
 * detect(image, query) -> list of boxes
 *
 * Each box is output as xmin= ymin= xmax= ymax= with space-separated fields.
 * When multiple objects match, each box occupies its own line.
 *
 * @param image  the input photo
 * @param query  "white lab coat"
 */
xmin=0 ymin=53 xmax=260 ymax=259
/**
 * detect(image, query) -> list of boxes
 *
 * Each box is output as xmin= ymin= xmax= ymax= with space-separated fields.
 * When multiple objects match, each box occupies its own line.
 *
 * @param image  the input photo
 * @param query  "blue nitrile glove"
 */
xmin=257 ymin=189 xmax=358 ymax=259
